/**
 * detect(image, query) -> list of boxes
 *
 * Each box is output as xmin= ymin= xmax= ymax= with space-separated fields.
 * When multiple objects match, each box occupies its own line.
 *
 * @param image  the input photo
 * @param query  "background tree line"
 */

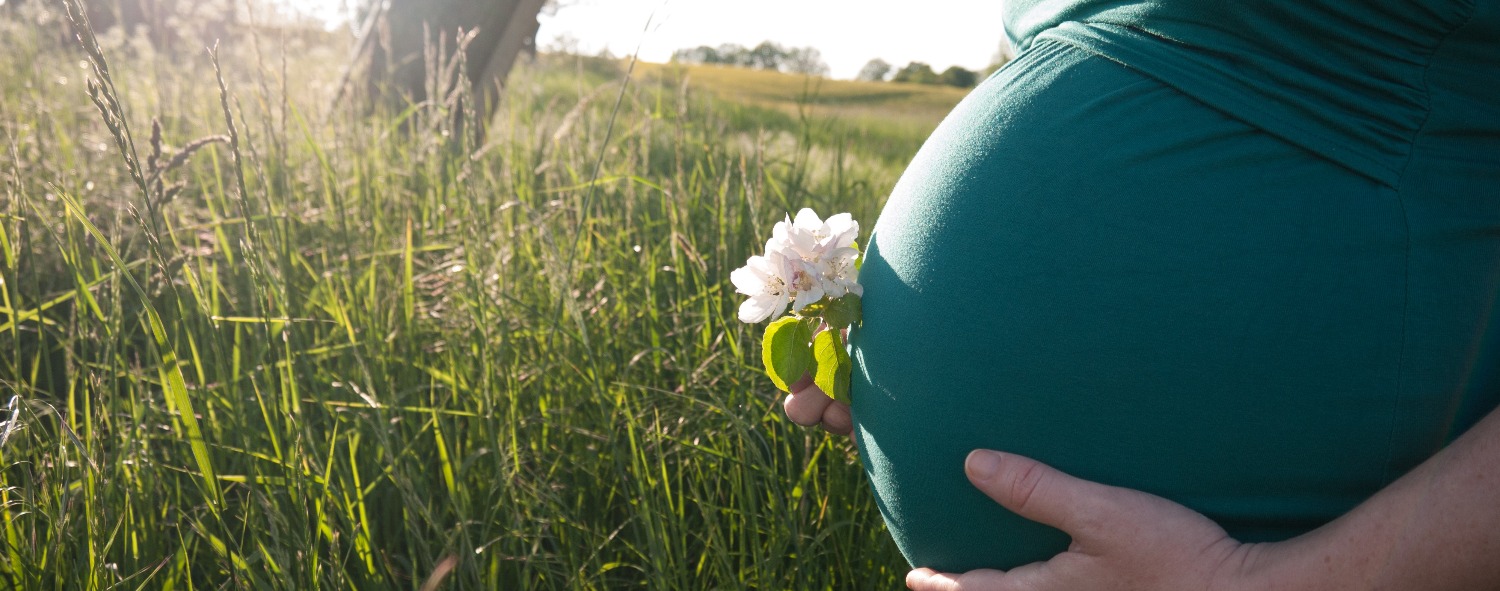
xmin=666 ymin=43 xmax=1008 ymax=88
xmin=856 ymin=57 xmax=1006 ymax=88
xmin=670 ymin=40 xmax=830 ymax=76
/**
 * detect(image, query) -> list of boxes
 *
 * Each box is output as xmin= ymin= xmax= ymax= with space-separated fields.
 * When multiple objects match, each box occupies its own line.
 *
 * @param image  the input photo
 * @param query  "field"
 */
xmin=0 ymin=5 xmax=967 ymax=590
xmin=636 ymin=61 xmax=968 ymax=148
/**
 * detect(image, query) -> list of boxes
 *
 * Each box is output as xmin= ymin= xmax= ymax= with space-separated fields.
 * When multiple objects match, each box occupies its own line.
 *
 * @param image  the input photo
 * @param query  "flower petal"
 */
xmin=787 ymin=227 xmax=820 ymax=259
xmin=827 ymin=246 xmax=859 ymax=261
xmin=730 ymin=260 xmax=767 ymax=295
xmin=771 ymin=217 xmax=791 ymax=245
xmin=823 ymin=213 xmax=854 ymax=234
xmin=764 ymin=236 xmax=792 ymax=259
xmin=823 ymin=213 xmax=858 ymax=249
xmin=793 ymin=208 xmax=823 ymax=232
xmin=739 ymin=293 xmax=787 ymax=323
xmin=770 ymin=250 xmax=799 ymax=281
xmin=791 ymin=283 xmax=824 ymax=312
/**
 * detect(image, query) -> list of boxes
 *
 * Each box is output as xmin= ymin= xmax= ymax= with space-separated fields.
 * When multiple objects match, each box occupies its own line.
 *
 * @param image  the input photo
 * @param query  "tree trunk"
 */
xmin=344 ymin=0 xmax=545 ymax=120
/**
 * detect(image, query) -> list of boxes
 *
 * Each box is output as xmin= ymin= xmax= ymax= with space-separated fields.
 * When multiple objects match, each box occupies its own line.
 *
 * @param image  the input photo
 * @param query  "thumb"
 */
xmin=965 ymin=450 xmax=1126 ymax=541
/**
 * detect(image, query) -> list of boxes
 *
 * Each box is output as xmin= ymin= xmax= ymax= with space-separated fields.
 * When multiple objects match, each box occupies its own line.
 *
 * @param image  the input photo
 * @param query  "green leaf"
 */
xmin=762 ymin=316 xmax=816 ymax=391
xmin=813 ymin=329 xmax=852 ymax=402
xmin=819 ymin=294 xmax=863 ymax=330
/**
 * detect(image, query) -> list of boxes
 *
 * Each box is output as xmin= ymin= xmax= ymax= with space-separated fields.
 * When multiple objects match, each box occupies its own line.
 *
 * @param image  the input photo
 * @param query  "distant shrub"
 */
xmin=671 ymin=40 xmax=829 ymax=76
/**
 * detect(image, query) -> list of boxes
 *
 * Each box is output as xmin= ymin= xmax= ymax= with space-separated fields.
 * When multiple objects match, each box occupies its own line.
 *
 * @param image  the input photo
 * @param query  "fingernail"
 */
xmin=905 ymin=568 xmax=927 ymax=589
xmin=967 ymin=449 xmax=1003 ymax=480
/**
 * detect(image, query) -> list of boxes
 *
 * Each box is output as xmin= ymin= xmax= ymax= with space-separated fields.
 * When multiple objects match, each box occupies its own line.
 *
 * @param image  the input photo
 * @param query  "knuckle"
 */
xmin=1006 ymin=459 xmax=1047 ymax=513
xmin=783 ymin=392 xmax=831 ymax=427
xmin=787 ymin=412 xmax=819 ymax=427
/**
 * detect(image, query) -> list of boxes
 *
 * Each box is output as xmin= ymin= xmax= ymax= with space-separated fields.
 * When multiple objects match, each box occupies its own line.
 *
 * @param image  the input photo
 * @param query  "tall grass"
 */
xmin=0 ymin=3 xmax=924 ymax=588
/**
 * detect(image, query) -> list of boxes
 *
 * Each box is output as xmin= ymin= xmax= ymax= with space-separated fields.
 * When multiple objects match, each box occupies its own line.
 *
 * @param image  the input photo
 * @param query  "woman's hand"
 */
xmin=909 ymin=405 xmax=1500 ymax=591
xmin=780 ymin=324 xmax=854 ymax=436
xmin=781 ymin=373 xmax=853 ymax=436
xmin=906 ymin=450 xmax=1254 ymax=591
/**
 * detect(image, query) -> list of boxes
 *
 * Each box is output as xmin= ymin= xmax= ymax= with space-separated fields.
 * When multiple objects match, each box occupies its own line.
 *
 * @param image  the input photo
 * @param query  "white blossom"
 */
xmin=821 ymin=246 xmax=862 ymax=298
xmin=732 ymin=208 xmax=864 ymax=324
xmin=819 ymin=213 xmax=858 ymax=251
xmin=767 ymin=215 xmax=804 ymax=259
xmin=786 ymin=209 xmax=824 ymax=261
xmin=731 ymin=251 xmax=793 ymax=323
xmin=787 ymin=208 xmax=859 ymax=258
xmin=785 ymin=257 xmax=827 ymax=312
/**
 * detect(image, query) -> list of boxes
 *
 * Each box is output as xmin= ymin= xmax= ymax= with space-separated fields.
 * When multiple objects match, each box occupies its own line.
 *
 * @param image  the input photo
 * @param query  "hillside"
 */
xmin=635 ymin=61 xmax=972 ymax=128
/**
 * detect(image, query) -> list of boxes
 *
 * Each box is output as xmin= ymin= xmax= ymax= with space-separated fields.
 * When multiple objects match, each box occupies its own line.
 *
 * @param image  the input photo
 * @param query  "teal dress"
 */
xmin=849 ymin=0 xmax=1500 ymax=573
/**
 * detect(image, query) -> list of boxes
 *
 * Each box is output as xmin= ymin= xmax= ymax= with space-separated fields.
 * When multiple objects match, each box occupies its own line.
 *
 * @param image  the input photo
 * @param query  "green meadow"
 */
xmin=0 ymin=5 xmax=968 ymax=590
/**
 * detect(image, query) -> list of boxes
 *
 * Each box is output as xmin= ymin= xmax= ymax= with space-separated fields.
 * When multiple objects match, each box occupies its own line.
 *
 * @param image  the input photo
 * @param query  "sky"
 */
xmin=538 ymin=0 xmax=1010 ymax=79
xmin=271 ymin=0 xmax=1010 ymax=80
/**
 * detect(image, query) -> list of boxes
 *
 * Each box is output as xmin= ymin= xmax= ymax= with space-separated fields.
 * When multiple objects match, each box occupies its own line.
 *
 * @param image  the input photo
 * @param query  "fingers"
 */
xmin=820 ymin=399 xmax=852 ymax=435
xmin=781 ymin=373 xmax=852 ymax=435
xmin=910 ymin=453 xmax=1238 ymax=591
xmin=782 ymin=375 xmax=832 ymax=426
xmin=906 ymin=568 xmax=1010 ymax=591
xmin=787 ymin=373 xmax=815 ymax=393
xmin=906 ymin=569 xmax=959 ymax=591
xmin=964 ymin=450 xmax=1122 ymax=541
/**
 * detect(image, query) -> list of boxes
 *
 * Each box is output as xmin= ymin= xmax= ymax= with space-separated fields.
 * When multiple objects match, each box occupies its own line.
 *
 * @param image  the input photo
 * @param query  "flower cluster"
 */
xmin=731 ymin=209 xmax=862 ymax=323
xmin=731 ymin=208 xmax=864 ymax=401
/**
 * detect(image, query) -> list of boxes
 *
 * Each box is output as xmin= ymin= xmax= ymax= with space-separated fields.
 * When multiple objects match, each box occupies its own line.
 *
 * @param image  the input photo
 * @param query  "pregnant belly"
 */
xmin=846 ymin=40 xmax=1410 ymax=572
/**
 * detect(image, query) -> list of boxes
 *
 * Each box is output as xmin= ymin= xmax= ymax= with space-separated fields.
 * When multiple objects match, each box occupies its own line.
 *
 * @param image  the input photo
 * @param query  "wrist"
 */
xmin=1212 ymin=536 xmax=1335 ymax=591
